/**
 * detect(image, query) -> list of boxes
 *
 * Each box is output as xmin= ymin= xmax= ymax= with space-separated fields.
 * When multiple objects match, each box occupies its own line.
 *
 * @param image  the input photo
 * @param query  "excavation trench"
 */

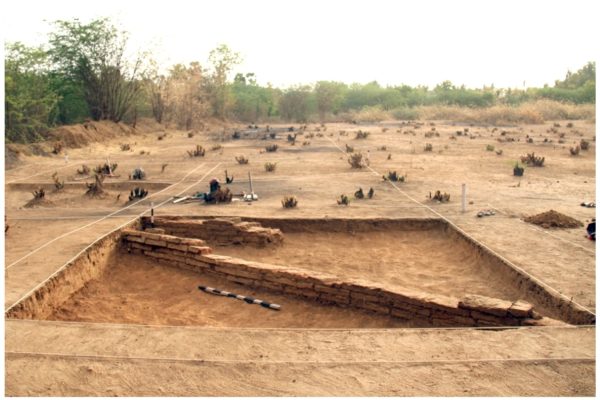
xmin=5 ymin=217 xmax=595 ymax=328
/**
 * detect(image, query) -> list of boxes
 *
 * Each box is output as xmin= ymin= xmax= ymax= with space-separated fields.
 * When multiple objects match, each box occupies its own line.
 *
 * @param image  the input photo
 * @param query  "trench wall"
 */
xmin=5 ymin=219 xmax=141 ymax=319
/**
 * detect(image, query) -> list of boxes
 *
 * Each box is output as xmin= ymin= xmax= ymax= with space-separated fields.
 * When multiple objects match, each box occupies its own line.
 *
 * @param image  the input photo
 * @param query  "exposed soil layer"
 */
xmin=48 ymin=253 xmax=413 ymax=328
xmin=524 ymin=209 xmax=584 ymax=229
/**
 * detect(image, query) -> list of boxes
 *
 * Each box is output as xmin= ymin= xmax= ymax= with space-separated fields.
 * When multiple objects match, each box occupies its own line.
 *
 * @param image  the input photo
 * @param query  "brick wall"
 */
xmin=122 ymin=229 xmax=551 ymax=327
xmin=145 ymin=217 xmax=283 ymax=247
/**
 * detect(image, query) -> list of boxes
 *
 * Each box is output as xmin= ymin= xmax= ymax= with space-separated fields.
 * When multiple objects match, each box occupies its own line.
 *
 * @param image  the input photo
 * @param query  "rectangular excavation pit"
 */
xmin=5 ymin=217 xmax=595 ymax=328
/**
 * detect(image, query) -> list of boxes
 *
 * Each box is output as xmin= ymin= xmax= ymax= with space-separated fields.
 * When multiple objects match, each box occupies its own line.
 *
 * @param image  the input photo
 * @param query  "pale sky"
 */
xmin=2 ymin=0 xmax=598 ymax=89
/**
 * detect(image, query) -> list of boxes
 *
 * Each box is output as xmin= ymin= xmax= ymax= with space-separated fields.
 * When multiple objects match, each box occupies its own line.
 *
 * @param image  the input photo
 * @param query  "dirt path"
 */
xmin=5 ymin=320 xmax=595 ymax=396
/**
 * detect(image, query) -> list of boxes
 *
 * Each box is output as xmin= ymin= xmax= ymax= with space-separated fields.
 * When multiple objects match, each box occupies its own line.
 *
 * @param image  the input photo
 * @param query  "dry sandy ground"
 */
xmin=4 ymin=119 xmax=596 ymax=395
xmin=216 ymin=230 xmax=524 ymax=301
xmin=5 ymin=320 xmax=595 ymax=396
xmin=49 ymin=253 xmax=410 ymax=328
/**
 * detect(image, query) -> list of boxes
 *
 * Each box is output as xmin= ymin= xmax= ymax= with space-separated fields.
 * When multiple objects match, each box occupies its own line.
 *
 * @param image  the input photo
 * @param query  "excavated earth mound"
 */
xmin=523 ymin=210 xmax=583 ymax=229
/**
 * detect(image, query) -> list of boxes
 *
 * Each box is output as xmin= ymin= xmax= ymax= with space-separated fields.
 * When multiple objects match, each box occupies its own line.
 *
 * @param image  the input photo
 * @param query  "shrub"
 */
xmin=94 ymin=163 xmax=118 ymax=175
xmin=514 ymin=163 xmax=525 ymax=176
xmin=580 ymin=139 xmax=590 ymax=150
xmin=265 ymin=144 xmax=278 ymax=152
xmin=32 ymin=188 xmax=45 ymax=199
xmin=391 ymin=107 xmax=419 ymax=120
xmin=52 ymin=172 xmax=64 ymax=190
xmin=570 ymin=145 xmax=581 ymax=156
xmin=264 ymin=162 xmax=277 ymax=172
xmin=236 ymin=155 xmax=249 ymax=164
xmin=345 ymin=144 xmax=354 ymax=153
xmin=520 ymin=152 xmax=545 ymax=167
xmin=352 ymin=105 xmax=392 ymax=122
xmin=348 ymin=152 xmax=366 ymax=168
xmin=120 ymin=143 xmax=131 ymax=151
xmin=377 ymin=145 xmax=387 ymax=151
xmin=131 ymin=168 xmax=146 ymax=180
xmin=337 ymin=194 xmax=350 ymax=206
xmin=86 ymin=174 xmax=105 ymax=197
xmin=486 ymin=144 xmax=495 ymax=151
xmin=429 ymin=190 xmax=450 ymax=202
xmin=383 ymin=171 xmax=405 ymax=182
xmin=128 ymin=187 xmax=148 ymax=201
xmin=424 ymin=143 xmax=433 ymax=152
xmin=77 ymin=164 xmax=91 ymax=175
xmin=187 ymin=145 xmax=206 ymax=157
xmin=354 ymin=188 xmax=365 ymax=199
xmin=211 ymin=144 xmax=223 ymax=151
xmin=282 ymin=195 xmax=298 ymax=208
xmin=355 ymin=130 xmax=370 ymax=139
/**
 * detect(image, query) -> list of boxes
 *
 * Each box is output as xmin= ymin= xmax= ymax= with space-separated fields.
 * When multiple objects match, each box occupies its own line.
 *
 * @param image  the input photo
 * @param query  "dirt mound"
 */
xmin=5 ymin=145 xmax=21 ymax=170
xmin=23 ymin=197 xmax=55 ymax=208
xmin=524 ymin=210 xmax=583 ymax=229
xmin=46 ymin=120 xmax=139 ymax=148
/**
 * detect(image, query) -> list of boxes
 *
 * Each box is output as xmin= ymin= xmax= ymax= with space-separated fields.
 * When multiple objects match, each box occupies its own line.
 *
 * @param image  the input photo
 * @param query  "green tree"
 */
xmin=279 ymin=86 xmax=314 ymax=122
xmin=207 ymin=44 xmax=241 ymax=120
xmin=231 ymin=73 xmax=277 ymax=122
xmin=5 ymin=42 xmax=59 ymax=143
xmin=314 ymin=81 xmax=347 ymax=120
xmin=555 ymin=62 xmax=595 ymax=89
xmin=48 ymin=18 xmax=147 ymax=122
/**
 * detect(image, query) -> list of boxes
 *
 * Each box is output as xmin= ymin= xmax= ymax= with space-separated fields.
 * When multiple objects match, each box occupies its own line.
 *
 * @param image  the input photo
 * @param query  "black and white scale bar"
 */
xmin=198 ymin=285 xmax=281 ymax=311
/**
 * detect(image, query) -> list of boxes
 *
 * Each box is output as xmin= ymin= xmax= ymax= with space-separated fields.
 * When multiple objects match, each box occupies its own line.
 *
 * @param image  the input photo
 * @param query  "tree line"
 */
xmin=4 ymin=17 xmax=596 ymax=143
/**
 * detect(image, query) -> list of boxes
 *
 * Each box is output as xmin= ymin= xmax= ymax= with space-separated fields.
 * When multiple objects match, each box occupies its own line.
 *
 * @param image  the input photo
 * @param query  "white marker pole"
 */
xmin=461 ymin=184 xmax=467 ymax=213
xmin=248 ymin=171 xmax=254 ymax=195
xmin=150 ymin=202 xmax=155 ymax=226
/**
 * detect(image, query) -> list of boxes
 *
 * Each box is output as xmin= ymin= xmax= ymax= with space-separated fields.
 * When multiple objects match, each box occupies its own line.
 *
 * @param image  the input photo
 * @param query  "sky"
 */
xmin=2 ymin=0 xmax=598 ymax=89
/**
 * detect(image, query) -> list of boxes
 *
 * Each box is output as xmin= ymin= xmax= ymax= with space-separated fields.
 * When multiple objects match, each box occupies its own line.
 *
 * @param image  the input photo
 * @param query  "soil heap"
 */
xmin=523 ymin=210 xmax=583 ymax=229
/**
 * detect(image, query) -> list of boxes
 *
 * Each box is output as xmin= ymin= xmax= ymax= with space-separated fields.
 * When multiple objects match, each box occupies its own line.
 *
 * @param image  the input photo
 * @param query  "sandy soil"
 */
xmin=5 ymin=320 xmax=595 ymax=396
xmin=48 ymin=253 xmax=410 ymax=328
xmin=216 ymin=230 xmax=524 ymax=302
xmin=4 ymin=118 xmax=596 ymax=395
